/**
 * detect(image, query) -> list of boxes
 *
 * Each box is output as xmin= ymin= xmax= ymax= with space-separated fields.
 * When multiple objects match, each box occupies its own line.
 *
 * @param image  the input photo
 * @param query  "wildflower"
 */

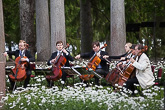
xmin=41 ymin=86 xmax=46 ymax=89
xmin=1 ymin=96 xmax=8 ymax=101
xmin=41 ymin=98 xmax=46 ymax=103
xmin=36 ymin=78 xmax=41 ymax=82
xmin=134 ymin=90 xmax=138 ymax=94
xmin=118 ymin=86 xmax=122 ymax=89
xmin=83 ymin=83 xmax=87 ymax=87
xmin=61 ymin=80 xmax=65 ymax=84
xmin=106 ymin=87 xmax=111 ymax=91
xmin=115 ymin=84 xmax=118 ymax=87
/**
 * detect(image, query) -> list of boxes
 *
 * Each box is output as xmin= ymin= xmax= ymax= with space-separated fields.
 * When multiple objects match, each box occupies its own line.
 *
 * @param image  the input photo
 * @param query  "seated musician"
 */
xmin=124 ymin=44 xmax=155 ymax=95
xmin=47 ymin=41 xmax=74 ymax=87
xmin=103 ymin=43 xmax=136 ymax=70
xmin=116 ymin=44 xmax=136 ymax=70
xmin=75 ymin=41 xmax=109 ymax=85
xmin=103 ymin=42 xmax=133 ymax=61
xmin=3 ymin=40 xmax=35 ymax=90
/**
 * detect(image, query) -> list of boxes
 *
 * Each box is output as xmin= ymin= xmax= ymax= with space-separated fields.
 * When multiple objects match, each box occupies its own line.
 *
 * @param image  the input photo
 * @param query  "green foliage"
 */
xmin=3 ymin=0 xmax=20 ymax=45
xmin=160 ymin=68 xmax=165 ymax=85
xmin=125 ymin=0 xmax=165 ymax=58
xmin=2 ymin=0 xmax=165 ymax=58
xmin=2 ymin=85 xmax=163 ymax=110
xmin=91 ymin=0 xmax=110 ymax=42
xmin=65 ymin=0 xmax=81 ymax=55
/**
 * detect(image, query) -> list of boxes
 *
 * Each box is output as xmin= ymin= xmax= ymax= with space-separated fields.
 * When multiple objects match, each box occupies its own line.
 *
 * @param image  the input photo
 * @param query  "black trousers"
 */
xmin=123 ymin=77 xmax=139 ymax=94
xmin=9 ymin=69 xmax=31 ymax=89
xmin=95 ymin=68 xmax=108 ymax=85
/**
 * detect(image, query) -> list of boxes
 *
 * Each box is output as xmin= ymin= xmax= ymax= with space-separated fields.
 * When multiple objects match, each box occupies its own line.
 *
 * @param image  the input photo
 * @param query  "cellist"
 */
xmin=3 ymin=40 xmax=35 ymax=90
xmin=47 ymin=41 xmax=74 ymax=87
xmin=75 ymin=41 xmax=109 ymax=85
xmin=123 ymin=44 xmax=155 ymax=95
xmin=103 ymin=42 xmax=133 ymax=61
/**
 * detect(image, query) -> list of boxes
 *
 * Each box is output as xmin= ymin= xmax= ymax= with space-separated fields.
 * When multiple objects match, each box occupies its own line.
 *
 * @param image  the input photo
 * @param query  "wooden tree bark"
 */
xmin=110 ymin=0 xmax=126 ymax=55
xmin=20 ymin=0 xmax=36 ymax=56
xmin=0 ymin=0 xmax=6 ymax=103
xmin=80 ymin=0 xmax=93 ymax=53
xmin=50 ymin=0 xmax=66 ymax=53
xmin=36 ymin=0 xmax=50 ymax=61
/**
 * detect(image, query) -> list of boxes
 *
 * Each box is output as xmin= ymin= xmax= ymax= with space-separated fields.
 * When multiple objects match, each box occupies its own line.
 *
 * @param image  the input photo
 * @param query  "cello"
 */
xmin=46 ymin=44 xmax=69 ymax=81
xmin=106 ymin=45 xmax=148 ymax=87
xmin=9 ymin=55 xmax=28 ymax=82
xmin=87 ymin=44 xmax=107 ymax=71
xmin=117 ymin=45 xmax=148 ymax=87
xmin=80 ymin=44 xmax=107 ymax=81
xmin=105 ymin=48 xmax=135 ymax=86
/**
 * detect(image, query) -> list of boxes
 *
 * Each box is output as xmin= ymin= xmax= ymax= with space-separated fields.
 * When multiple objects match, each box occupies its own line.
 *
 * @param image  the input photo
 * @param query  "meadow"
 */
xmin=0 ymin=60 xmax=164 ymax=110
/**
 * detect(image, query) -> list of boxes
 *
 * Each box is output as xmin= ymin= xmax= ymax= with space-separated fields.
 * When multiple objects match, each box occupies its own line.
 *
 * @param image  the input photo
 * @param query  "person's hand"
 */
xmin=62 ymin=49 xmax=68 ymax=55
xmin=21 ymin=58 xmax=27 ymax=61
xmin=51 ymin=58 xmax=57 ymax=63
xmin=2 ymin=52 xmax=8 ymax=57
xmin=120 ymin=57 xmax=125 ymax=60
xmin=75 ymin=54 xmax=80 ymax=59
xmin=21 ymin=64 xmax=25 ymax=68
xmin=97 ymin=53 xmax=101 ymax=57
xmin=103 ymin=55 xmax=109 ymax=59
xmin=130 ymin=58 xmax=135 ymax=63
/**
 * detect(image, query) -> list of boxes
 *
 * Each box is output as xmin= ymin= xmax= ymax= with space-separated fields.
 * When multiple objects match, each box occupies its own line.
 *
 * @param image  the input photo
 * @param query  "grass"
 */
xmin=0 ymin=76 xmax=164 ymax=110
xmin=1 ymin=60 xmax=165 ymax=110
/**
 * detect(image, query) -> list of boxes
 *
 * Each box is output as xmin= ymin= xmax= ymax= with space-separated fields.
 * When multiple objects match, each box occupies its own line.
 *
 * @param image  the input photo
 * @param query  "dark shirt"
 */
xmin=7 ymin=49 xmax=35 ymax=70
xmin=80 ymin=50 xmax=109 ymax=71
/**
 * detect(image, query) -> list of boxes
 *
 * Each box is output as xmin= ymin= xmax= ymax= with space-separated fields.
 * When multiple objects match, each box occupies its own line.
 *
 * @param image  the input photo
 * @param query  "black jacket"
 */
xmin=47 ymin=51 xmax=74 ymax=67
xmin=80 ymin=50 xmax=109 ymax=71
xmin=7 ymin=50 xmax=35 ymax=70
xmin=108 ymin=53 xmax=127 ymax=60
xmin=108 ymin=51 xmax=132 ymax=61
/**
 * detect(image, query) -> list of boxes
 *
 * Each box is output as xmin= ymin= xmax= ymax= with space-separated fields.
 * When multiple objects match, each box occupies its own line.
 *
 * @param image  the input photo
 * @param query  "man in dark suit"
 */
xmin=3 ymin=40 xmax=35 ymax=90
xmin=75 ymin=41 xmax=109 ymax=85
xmin=47 ymin=41 xmax=74 ymax=87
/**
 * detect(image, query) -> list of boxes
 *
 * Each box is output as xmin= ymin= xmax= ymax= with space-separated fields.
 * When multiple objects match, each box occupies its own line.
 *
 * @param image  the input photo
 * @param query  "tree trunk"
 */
xmin=80 ymin=0 xmax=93 ymax=53
xmin=105 ymin=34 xmax=110 ymax=54
xmin=0 ymin=0 xmax=6 ymax=102
xmin=36 ymin=0 xmax=50 ymax=61
xmin=110 ymin=0 xmax=126 ymax=55
xmin=20 ymin=0 xmax=36 ymax=56
xmin=50 ymin=0 xmax=66 ymax=53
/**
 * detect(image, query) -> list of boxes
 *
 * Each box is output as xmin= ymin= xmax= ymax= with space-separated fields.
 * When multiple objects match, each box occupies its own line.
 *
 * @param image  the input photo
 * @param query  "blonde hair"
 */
xmin=19 ymin=40 xmax=26 ymax=43
xmin=126 ymin=42 xmax=132 ymax=48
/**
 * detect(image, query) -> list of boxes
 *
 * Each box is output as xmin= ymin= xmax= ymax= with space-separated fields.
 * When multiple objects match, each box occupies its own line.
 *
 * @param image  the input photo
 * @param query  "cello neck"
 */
xmin=89 ymin=44 xmax=107 ymax=62
xmin=54 ymin=43 xmax=69 ymax=64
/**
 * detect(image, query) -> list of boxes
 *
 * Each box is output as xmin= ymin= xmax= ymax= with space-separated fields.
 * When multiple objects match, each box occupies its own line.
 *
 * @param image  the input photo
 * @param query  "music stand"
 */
xmin=61 ymin=67 xmax=82 ymax=76
xmin=62 ymin=66 xmax=103 ymax=79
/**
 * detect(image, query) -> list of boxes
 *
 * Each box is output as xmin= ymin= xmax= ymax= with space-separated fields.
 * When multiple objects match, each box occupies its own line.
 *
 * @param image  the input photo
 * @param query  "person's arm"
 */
xmin=80 ymin=51 xmax=93 ymax=59
xmin=131 ymin=54 xmax=149 ymax=71
xmin=47 ymin=53 xmax=55 ymax=66
xmin=27 ymin=51 xmax=35 ymax=62
xmin=6 ymin=51 xmax=17 ymax=56
xmin=108 ymin=53 xmax=127 ymax=59
xmin=100 ymin=51 xmax=108 ymax=61
xmin=65 ymin=51 xmax=74 ymax=61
